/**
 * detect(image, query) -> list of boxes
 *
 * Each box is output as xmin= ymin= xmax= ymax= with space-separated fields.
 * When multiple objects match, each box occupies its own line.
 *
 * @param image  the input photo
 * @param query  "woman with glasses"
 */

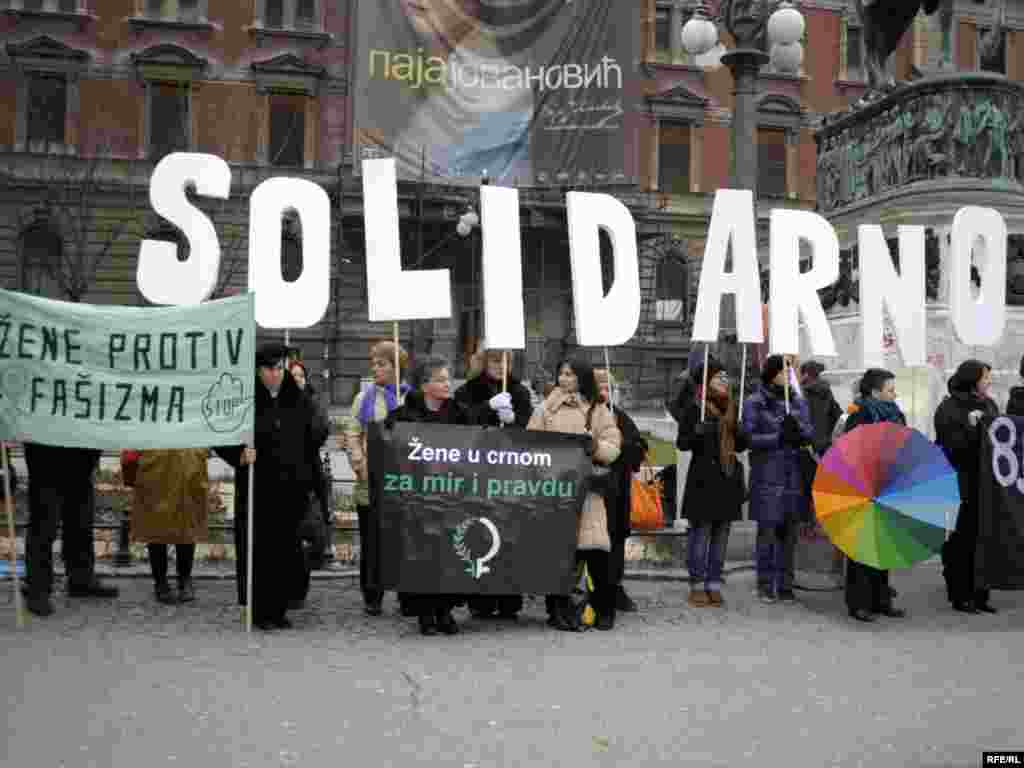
xmin=387 ymin=355 xmax=469 ymax=635
xmin=678 ymin=358 xmax=749 ymax=607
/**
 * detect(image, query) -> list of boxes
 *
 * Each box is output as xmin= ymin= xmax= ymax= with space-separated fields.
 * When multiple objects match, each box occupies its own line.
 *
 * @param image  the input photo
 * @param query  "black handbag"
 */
xmin=297 ymin=493 xmax=328 ymax=569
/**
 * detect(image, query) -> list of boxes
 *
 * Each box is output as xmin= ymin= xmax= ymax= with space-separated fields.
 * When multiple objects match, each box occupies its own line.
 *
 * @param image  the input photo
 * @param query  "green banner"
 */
xmin=0 ymin=288 xmax=255 ymax=449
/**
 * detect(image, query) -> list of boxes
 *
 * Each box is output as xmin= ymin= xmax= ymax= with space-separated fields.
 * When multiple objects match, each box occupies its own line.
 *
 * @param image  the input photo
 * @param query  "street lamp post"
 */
xmin=682 ymin=0 xmax=806 ymax=193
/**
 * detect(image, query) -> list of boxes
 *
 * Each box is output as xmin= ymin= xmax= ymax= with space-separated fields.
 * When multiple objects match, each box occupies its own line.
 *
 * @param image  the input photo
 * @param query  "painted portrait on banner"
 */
xmin=352 ymin=0 xmax=640 ymax=185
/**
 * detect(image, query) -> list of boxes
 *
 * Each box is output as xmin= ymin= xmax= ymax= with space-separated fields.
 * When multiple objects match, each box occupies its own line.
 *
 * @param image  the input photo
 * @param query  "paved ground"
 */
xmin=2 ymin=560 xmax=1022 ymax=768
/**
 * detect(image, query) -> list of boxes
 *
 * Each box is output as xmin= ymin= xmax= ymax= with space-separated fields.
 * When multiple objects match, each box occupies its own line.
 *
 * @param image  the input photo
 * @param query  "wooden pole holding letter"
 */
xmin=245 ymin=455 xmax=254 ymax=634
xmin=2 ymin=442 xmax=24 ymax=628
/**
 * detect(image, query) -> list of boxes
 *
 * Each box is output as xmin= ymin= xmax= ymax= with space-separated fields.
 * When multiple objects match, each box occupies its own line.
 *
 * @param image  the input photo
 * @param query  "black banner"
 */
xmin=977 ymin=416 xmax=1024 ymax=589
xmin=352 ymin=0 xmax=641 ymax=186
xmin=368 ymin=422 xmax=591 ymax=594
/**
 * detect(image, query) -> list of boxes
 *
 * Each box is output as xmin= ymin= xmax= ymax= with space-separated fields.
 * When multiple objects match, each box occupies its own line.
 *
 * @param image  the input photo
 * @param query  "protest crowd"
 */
xmin=9 ymin=338 xmax=1018 ymax=633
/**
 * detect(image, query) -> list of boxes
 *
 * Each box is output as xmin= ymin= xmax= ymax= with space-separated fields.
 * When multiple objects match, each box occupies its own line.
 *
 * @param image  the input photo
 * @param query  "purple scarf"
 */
xmin=357 ymin=383 xmax=410 ymax=426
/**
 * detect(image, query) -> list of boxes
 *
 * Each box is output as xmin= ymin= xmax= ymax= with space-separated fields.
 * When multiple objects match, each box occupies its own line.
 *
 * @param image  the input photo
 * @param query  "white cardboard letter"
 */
xmin=362 ymin=158 xmax=451 ymax=321
xmin=248 ymin=177 xmax=330 ymax=328
xmin=480 ymin=185 xmax=525 ymax=349
xmin=691 ymin=189 xmax=764 ymax=344
xmin=566 ymin=192 xmax=641 ymax=346
xmin=769 ymin=209 xmax=838 ymax=356
xmin=950 ymin=206 xmax=1007 ymax=347
xmin=858 ymin=225 xmax=926 ymax=368
xmin=137 ymin=152 xmax=230 ymax=305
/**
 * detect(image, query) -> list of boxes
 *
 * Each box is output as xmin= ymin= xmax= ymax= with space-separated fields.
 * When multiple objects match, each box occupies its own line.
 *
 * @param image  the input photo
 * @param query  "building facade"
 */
xmin=1 ymin=0 xmax=1022 ymax=405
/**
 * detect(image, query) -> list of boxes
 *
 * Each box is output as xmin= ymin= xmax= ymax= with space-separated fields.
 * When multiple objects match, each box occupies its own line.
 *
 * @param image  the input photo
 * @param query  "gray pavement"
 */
xmin=2 ymin=560 xmax=1022 ymax=768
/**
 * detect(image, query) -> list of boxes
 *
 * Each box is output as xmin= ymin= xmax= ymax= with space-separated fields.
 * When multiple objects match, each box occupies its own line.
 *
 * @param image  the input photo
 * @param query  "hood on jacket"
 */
xmin=803 ymin=379 xmax=834 ymax=399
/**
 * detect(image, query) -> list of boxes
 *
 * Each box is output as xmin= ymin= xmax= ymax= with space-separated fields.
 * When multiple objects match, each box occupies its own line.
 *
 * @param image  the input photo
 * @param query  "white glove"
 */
xmin=497 ymin=407 xmax=516 ymax=425
xmin=489 ymin=392 xmax=512 ymax=411
xmin=968 ymin=410 xmax=984 ymax=427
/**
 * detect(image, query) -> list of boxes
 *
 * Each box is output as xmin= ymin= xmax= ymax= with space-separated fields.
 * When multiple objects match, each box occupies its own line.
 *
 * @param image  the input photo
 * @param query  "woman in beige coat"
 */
xmin=528 ymin=357 xmax=622 ymax=630
xmin=131 ymin=448 xmax=210 ymax=604
xmin=340 ymin=340 xmax=410 ymax=616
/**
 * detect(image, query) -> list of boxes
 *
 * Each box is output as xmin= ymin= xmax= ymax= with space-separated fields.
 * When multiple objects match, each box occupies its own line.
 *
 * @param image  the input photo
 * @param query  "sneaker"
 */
xmin=777 ymin=589 xmax=797 ymax=603
xmin=688 ymin=589 xmax=710 ymax=607
xmin=595 ymin=613 xmax=615 ymax=631
xmin=758 ymin=588 xmax=777 ymax=604
xmin=419 ymin=615 xmax=438 ymax=636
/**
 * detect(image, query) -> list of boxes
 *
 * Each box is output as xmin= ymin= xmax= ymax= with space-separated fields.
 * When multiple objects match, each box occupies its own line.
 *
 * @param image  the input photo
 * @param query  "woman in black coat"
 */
xmin=678 ymin=359 xmax=749 ymax=608
xmin=215 ymin=343 xmax=321 ymax=631
xmin=595 ymin=367 xmax=647 ymax=612
xmin=453 ymin=346 xmax=533 ymax=620
xmin=935 ymin=359 xmax=1000 ymax=614
xmin=287 ymin=360 xmax=332 ymax=608
xmin=388 ymin=355 xmax=469 ymax=635
xmin=842 ymin=368 xmax=907 ymax=622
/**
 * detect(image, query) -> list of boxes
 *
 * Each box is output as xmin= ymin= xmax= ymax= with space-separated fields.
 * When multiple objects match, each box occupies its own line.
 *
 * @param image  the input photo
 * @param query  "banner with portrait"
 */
xmin=352 ymin=0 xmax=641 ymax=186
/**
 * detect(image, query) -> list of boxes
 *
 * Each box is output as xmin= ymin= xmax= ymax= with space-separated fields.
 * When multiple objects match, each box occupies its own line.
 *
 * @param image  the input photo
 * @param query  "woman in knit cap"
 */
xmin=741 ymin=354 xmax=813 ymax=604
xmin=678 ymin=357 xmax=748 ymax=607
xmin=935 ymin=359 xmax=1000 ymax=613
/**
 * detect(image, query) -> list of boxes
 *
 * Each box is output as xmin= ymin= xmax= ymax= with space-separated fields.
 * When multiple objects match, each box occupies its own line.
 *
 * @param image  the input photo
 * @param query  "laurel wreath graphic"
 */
xmin=450 ymin=519 xmax=476 ymax=576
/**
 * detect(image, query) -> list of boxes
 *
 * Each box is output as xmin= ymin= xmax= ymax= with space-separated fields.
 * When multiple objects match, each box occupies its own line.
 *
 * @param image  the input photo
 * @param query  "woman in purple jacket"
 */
xmin=741 ymin=355 xmax=814 ymax=604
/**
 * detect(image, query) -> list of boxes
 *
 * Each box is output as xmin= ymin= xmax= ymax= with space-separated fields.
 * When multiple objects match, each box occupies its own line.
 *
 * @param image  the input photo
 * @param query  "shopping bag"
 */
xmin=630 ymin=460 xmax=664 ymax=530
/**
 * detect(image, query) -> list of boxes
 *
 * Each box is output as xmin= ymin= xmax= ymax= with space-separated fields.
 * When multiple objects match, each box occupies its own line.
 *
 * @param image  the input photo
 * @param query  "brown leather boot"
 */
xmin=688 ymin=589 xmax=710 ymax=607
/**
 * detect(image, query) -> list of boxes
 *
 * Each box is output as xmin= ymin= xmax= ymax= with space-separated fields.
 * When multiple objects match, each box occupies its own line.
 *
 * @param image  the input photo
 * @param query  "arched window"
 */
xmin=20 ymin=223 xmax=64 ymax=299
xmin=655 ymin=249 xmax=688 ymax=323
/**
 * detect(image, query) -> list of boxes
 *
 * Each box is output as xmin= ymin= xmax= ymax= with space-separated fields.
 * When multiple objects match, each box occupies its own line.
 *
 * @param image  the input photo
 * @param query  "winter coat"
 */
xmin=527 ymin=389 xmax=622 ymax=550
xmin=935 ymin=388 xmax=1000 ymax=510
xmin=602 ymin=405 xmax=647 ymax=540
xmin=387 ymin=390 xmax=469 ymax=427
xmin=343 ymin=386 xmax=396 ymax=506
xmin=1007 ymin=385 xmax=1024 ymax=417
xmin=23 ymin=444 xmax=100 ymax=489
xmin=453 ymin=373 xmax=533 ymax=428
xmin=741 ymin=384 xmax=813 ymax=526
xmin=678 ymin=401 xmax=749 ymax=524
xmin=214 ymin=371 xmax=320 ymax=620
xmin=803 ymin=380 xmax=844 ymax=455
xmin=130 ymin=448 xmax=210 ymax=544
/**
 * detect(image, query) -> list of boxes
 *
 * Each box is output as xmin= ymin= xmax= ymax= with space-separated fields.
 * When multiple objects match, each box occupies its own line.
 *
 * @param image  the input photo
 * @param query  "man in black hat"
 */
xmin=215 ymin=342 xmax=321 ymax=630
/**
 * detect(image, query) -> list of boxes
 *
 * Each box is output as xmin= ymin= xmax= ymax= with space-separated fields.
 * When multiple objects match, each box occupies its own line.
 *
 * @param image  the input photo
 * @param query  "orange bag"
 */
xmin=630 ymin=461 xmax=664 ymax=530
xmin=120 ymin=450 xmax=140 ymax=487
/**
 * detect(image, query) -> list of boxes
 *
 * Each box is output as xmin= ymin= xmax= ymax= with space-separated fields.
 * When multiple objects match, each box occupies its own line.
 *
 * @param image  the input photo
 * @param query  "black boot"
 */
xmin=435 ymin=609 xmax=459 ymax=635
xmin=155 ymin=580 xmax=176 ymax=605
xmin=26 ymin=592 xmax=54 ymax=617
xmin=177 ymin=578 xmax=195 ymax=603
xmin=418 ymin=614 xmax=437 ymax=636
xmin=615 ymin=585 xmax=638 ymax=613
xmin=68 ymin=578 xmax=119 ymax=599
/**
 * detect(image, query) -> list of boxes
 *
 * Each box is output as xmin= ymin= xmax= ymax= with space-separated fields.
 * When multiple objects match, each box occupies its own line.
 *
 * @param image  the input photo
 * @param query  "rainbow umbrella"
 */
xmin=813 ymin=422 xmax=960 ymax=569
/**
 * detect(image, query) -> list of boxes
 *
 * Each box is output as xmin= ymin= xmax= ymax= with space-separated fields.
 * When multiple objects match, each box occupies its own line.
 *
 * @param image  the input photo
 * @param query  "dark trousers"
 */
xmin=609 ymin=529 xmax=627 ymax=586
xmin=148 ymin=544 xmax=195 ymax=585
xmin=357 ymin=503 xmax=382 ymax=604
xmin=234 ymin=500 xmax=303 ymax=622
xmin=756 ymin=521 xmax=798 ymax=593
xmin=942 ymin=502 xmax=990 ymax=605
xmin=845 ymin=560 xmax=892 ymax=613
xmin=546 ymin=550 xmax=615 ymax=622
xmin=24 ymin=460 xmax=96 ymax=596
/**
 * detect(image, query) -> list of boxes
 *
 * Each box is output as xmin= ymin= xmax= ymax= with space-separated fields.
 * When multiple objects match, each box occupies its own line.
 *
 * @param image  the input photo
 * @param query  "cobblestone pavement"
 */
xmin=2 ymin=562 xmax=1022 ymax=768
